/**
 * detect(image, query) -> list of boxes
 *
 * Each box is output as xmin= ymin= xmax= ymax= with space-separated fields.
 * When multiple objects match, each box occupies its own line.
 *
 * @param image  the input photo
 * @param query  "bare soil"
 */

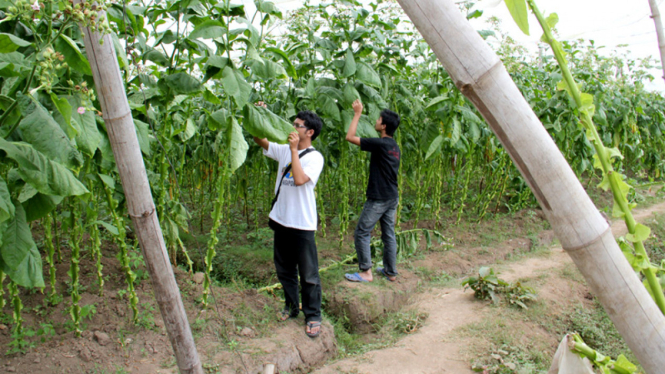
xmin=1 ymin=201 xmax=664 ymax=373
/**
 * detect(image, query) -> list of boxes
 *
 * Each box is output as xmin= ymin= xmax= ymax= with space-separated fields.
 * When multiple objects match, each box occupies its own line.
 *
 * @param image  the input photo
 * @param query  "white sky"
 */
xmin=242 ymin=0 xmax=665 ymax=92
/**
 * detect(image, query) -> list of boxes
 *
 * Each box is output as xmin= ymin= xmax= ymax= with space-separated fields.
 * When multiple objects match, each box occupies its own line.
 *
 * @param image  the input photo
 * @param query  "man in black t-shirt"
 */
xmin=344 ymin=99 xmax=401 ymax=283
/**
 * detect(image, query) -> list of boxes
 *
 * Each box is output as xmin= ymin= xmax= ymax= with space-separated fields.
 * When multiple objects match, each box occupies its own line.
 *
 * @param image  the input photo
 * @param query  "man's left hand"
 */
xmin=288 ymin=132 xmax=299 ymax=151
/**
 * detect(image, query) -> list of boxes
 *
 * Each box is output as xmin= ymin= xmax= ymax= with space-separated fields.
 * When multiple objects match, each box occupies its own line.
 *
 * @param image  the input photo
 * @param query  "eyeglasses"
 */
xmin=293 ymin=123 xmax=308 ymax=129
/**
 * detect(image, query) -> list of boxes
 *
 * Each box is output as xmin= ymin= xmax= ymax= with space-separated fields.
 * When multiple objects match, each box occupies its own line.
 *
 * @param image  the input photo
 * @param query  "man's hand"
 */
xmin=352 ymin=99 xmax=363 ymax=116
xmin=288 ymin=132 xmax=299 ymax=151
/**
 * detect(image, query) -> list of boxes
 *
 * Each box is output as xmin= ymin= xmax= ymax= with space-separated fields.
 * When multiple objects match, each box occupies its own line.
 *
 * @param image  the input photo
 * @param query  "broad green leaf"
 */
xmin=0 ymin=139 xmax=88 ymax=197
xmin=504 ymin=0 xmax=529 ymax=35
xmin=343 ymin=48 xmax=356 ymax=78
xmin=181 ymin=118 xmax=197 ymax=142
xmin=50 ymin=93 xmax=73 ymax=135
xmin=97 ymin=173 xmax=115 ymax=189
xmin=144 ymin=49 xmax=169 ymax=66
xmin=18 ymin=103 xmax=83 ymax=170
xmin=425 ymin=95 xmax=448 ymax=110
xmin=614 ymin=355 xmax=637 ymax=372
xmin=579 ymin=93 xmax=595 ymax=117
xmin=545 ymin=13 xmax=559 ymax=29
xmin=68 ymin=96 xmax=101 ymax=157
xmin=203 ymin=56 xmax=229 ymax=81
xmin=342 ymin=84 xmax=360 ymax=105
xmin=189 ymin=20 xmax=227 ymax=39
xmin=342 ymin=110 xmax=378 ymax=138
xmin=612 ymin=173 xmax=632 ymax=197
xmin=597 ymin=175 xmax=610 ymax=191
xmin=449 ymin=117 xmax=461 ymax=145
xmin=247 ymin=58 xmax=287 ymax=80
xmin=317 ymin=95 xmax=341 ymax=122
xmin=55 ymin=35 xmax=92 ymax=76
xmin=164 ymin=72 xmax=202 ymax=94
xmin=0 ymin=62 xmax=19 ymax=77
xmin=0 ymin=33 xmax=31 ymax=53
xmin=605 ymin=146 xmax=623 ymax=160
xmin=221 ymin=66 xmax=252 ymax=108
xmin=22 ymin=193 xmax=63 ymax=221
xmin=0 ymin=202 xmax=44 ymax=288
xmin=426 ymin=135 xmax=444 ymax=160
xmin=242 ymin=104 xmax=293 ymax=144
xmin=0 ymin=177 xmax=14 ymax=223
xmin=255 ymin=0 xmax=282 ymax=17
xmin=134 ymin=119 xmax=151 ymax=156
xmin=95 ymin=220 xmax=119 ymax=235
xmin=208 ymin=108 xmax=230 ymax=131
xmin=226 ymin=117 xmax=248 ymax=172
xmin=203 ymin=86 xmax=221 ymax=104
xmin=612 ymin=199 xmax=625 ymax=218
xmin=265 ymin=47 xmax=297 ymax=79
xmin=626 ymin=223 xmax=651 ymax=243
xmin=468 ymin=122 xmax=480 ymax=142
xmin=356 ymin=62 xmax=381 ymax=88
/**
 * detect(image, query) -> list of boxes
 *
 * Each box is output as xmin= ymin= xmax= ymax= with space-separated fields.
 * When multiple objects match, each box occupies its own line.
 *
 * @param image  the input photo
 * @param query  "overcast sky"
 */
xmin=245 ymin=0 xmax=665 ymax=92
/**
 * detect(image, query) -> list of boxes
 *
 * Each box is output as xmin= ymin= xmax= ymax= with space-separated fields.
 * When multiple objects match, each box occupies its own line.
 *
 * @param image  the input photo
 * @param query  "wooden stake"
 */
xmin=396 ymin=1 xmax=665 ymax=372
xmin=649 ymin=0 xmax=665 ymax=83
xmin=75 ymin=4 xmax=203 ymax=373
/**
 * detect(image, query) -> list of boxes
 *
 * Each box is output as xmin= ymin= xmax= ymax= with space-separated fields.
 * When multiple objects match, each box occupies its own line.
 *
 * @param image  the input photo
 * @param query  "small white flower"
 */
xmin=31 ymin=0 xmax=40 ymax=11
xmin=77 ymin=107 xmax=86 ymax=114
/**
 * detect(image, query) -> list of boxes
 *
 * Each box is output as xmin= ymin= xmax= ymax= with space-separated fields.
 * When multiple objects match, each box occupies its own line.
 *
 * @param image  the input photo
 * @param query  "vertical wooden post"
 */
xmin=76 ymin=4 xmax=204 ymax=373
xmin=649 ymin=0 xmax=665 ymax=83
xmin=396 ymin=1 xmax=665 ymax=372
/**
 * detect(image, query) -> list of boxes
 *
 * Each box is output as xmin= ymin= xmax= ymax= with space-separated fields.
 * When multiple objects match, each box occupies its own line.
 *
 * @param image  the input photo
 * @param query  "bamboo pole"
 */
xmin=396 ymin=1 xmax=665 ymax=372
xmin=649 ymin=0 xmax=665 ymax=83
xmin=76 ymin=4 xmax=203 ymax=374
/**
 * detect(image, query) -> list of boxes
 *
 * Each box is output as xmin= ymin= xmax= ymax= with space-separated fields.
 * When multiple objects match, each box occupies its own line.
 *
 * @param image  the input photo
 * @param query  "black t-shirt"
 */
xmin=360 ymin=137 xmax=401 ymax=200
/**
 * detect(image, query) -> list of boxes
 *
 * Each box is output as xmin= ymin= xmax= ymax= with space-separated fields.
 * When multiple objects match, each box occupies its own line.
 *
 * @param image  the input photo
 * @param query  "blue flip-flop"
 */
xmin=345 ymin=273 xmax=369 ymax=282
xmin=376 ymin=268 xmax=397 ymax=282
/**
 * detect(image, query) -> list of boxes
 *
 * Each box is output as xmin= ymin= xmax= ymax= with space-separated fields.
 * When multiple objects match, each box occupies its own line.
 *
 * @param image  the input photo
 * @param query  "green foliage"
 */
xmin=570 ymin=333 xmax=639 ymax=374
xmin=462 ymin=267 xmax=537 ymax=309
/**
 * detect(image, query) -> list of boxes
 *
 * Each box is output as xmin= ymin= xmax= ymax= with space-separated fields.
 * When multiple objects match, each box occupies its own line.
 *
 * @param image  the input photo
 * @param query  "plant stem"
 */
xmin=528 ymin=0 xmax=665 ymax=315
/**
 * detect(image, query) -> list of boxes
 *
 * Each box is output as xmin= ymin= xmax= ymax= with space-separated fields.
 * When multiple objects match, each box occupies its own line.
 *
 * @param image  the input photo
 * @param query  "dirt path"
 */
xmin=315 ymin=202 xmax=665 ymax=374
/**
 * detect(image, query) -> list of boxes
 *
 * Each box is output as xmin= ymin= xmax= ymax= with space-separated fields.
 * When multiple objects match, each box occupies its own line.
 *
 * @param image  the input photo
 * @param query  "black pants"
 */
xmin=270 ymin=219 xmax=322 ymax=323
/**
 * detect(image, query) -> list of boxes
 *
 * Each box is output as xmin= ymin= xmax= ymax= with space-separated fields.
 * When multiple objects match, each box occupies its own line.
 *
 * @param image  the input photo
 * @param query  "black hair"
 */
xmin=380 ymin=109 xmax=400 ymax=136
xmin=296 ymin=110 xmax=323 ymax=141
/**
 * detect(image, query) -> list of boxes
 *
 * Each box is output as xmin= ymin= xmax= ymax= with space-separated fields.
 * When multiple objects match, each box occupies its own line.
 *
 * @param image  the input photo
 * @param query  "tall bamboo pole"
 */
xmin=76 ymin=4 xmax=203 ymax=374
xmin=396 ymin=1 xmax=665 ymax=372
xmin=649 ymin=0 xmax=665 ymax=83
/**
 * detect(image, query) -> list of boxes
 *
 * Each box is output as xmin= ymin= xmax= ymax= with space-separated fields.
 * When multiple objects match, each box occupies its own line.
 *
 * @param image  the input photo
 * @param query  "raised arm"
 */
xmin=253 ymin=137 xmax=269 ymax=150
xmin=345 ymin=99 xmax=362 ymax=146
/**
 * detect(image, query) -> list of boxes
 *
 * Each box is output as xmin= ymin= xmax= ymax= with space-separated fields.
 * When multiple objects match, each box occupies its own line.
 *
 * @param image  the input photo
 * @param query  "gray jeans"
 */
xmin=354 ymin=198 xmax=399 ymax=276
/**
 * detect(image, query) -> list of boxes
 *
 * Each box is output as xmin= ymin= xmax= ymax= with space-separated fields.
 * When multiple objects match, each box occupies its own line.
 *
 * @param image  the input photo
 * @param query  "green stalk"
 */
xmin=528 ymin=0 xmax=665 ymax=315
xmin=68 ymin=199 xmax=82 ymax=337
xmin=43 ymin=214 xmax=58 ymax=302
xmin=203 ymin=156 xmax=229 ymax=307
xmin=0 ymin=270 xmax=5 ymax=309
xmin=9 ymin=281 xmax=25 ymax=352
xmin=103 ymin=184 xmax=139 ymax=323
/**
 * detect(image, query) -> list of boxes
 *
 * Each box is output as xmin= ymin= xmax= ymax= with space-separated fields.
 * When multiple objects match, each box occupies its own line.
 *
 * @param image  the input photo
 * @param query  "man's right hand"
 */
xmin=352 ymin=99 xmax=363 ymax=116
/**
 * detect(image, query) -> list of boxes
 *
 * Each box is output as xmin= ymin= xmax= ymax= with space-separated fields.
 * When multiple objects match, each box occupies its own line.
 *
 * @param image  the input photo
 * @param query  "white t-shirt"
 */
xmin=264 ymin=143 xmax=324 ymax=231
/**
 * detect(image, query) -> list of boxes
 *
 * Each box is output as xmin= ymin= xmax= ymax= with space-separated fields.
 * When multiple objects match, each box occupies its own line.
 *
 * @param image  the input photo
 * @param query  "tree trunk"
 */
xmin=649 ymin=0 xmax=665 ymax=83
xmin=76 ymin=5 xmax=204 ymax=374
xmin=396 ymin=1 xmax=665 ymax=372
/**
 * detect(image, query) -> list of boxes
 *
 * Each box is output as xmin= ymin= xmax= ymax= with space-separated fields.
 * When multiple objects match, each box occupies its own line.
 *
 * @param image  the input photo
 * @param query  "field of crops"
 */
xmin=1 ymin=0 xmax=665 ymax=371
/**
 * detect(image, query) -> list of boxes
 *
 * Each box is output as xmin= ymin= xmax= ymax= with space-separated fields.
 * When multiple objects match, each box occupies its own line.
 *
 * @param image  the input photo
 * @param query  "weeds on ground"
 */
xmin=462 ymin=267 xmax=537 ymax=309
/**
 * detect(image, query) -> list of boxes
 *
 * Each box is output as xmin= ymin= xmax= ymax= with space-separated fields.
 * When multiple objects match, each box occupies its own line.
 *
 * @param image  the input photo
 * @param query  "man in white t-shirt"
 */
xmin=253 ymin=102 xmax=325 ymax=338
